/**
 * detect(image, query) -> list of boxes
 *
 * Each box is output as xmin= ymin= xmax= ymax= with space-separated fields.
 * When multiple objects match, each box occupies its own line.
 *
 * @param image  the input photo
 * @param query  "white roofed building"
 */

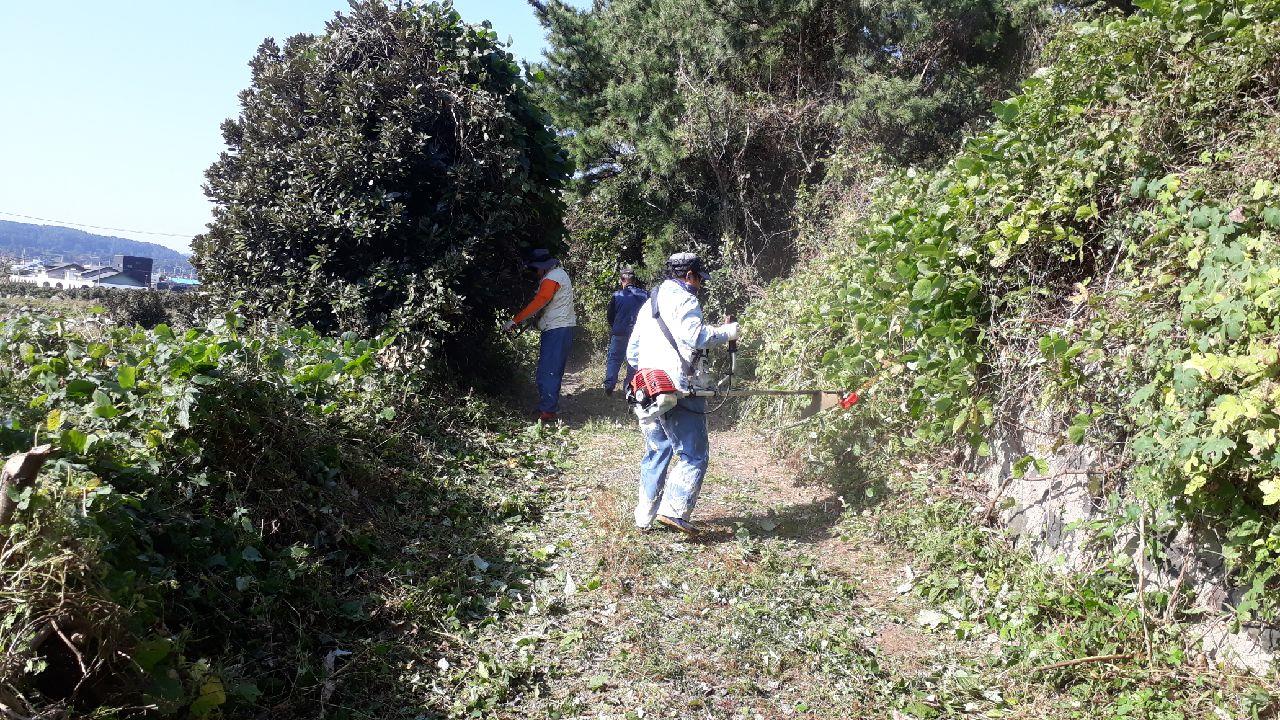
xmin=9 ymin=262 xmax=148 ymax=290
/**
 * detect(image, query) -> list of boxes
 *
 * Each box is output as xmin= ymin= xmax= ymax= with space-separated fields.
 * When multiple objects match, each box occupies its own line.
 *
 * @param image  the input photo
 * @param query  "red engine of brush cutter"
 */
xmin=627 ymin=368 xmax=681 ymax=421
xmin=629 ymin=368 xmax=678 ymax=402
xmin=840 ymin=392 xmax=859 ymax=409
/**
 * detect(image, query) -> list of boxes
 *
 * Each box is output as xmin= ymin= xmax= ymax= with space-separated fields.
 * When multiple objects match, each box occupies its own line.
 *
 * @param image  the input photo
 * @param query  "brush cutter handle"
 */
xmin=724 ymin=315 xmax=737 ymax=391
xmin=725 ymin=314 xmax=737 ymax=353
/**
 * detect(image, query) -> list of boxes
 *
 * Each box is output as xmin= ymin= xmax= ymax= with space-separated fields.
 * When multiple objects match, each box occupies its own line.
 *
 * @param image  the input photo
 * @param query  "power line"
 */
xmin=0 ymin=210 xmax=200 ymax=239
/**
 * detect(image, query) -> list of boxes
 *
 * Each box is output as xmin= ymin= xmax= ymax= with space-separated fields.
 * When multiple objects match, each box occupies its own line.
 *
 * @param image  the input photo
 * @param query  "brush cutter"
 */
xmin=680 ymin=322 xmax=862 ymax=419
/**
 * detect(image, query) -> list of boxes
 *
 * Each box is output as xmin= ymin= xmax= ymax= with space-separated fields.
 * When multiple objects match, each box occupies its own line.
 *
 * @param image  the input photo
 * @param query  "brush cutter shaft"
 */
xmin=704 ymin=339 xmax=837 ymax=397
xmin=684 ymin=388 xmax=842 ymax=397
xmin=692 ymin=341 xmax=860 ymax=413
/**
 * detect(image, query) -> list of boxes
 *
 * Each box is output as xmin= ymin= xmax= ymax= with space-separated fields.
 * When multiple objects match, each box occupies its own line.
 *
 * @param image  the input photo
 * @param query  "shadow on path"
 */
xmin=511 ymin=334 xmax=635 ymax=428
xmin=683 ymin=494 xmax=845 ymax=545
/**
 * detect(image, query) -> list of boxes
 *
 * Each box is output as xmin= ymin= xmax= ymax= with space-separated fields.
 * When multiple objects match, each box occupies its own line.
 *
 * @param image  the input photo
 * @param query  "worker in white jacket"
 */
xmin=626 ymin=252 xmax=739 ymax=535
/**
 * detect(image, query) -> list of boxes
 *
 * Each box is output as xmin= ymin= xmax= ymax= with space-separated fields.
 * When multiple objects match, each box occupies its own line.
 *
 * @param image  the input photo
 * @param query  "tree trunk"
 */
xmin=0 ymin=445 xmax=53 ymax=530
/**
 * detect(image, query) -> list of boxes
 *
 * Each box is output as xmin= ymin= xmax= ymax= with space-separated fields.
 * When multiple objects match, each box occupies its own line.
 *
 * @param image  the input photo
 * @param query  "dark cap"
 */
xmin=666 ymin=252 xmax=710 ymax=281
xmin=524 ymin=248 xmax=560 ymax=270
xmin=619 ymin=265 xmax=635 ymax=278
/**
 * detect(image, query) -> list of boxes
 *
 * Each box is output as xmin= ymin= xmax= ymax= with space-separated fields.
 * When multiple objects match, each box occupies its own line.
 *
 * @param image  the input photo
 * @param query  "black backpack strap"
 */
xmin=650 ymin=283 xmax=693 ymax=377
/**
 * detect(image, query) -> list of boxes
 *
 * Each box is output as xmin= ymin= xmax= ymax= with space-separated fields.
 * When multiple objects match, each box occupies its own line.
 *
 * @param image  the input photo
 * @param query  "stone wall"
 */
xmin=980 ymin=404 xmax=1279 ymax=674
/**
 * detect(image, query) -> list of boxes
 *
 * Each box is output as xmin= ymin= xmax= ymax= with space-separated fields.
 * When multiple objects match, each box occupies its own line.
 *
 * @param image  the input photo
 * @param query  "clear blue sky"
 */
xmin=0 ymin=1 xmax=581 ymax=253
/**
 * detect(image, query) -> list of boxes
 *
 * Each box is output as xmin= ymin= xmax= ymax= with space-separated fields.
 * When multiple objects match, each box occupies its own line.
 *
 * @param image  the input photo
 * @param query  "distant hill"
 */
xmin=0 ymin=220 xmax=194 ymax=275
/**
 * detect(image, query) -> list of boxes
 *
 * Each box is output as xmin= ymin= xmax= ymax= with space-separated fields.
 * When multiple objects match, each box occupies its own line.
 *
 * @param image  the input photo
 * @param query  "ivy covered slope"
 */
xmin=752 ymin=0 xmax=1280 ymax=611
xmin=0 ymin=311 xmax=564 ymax=717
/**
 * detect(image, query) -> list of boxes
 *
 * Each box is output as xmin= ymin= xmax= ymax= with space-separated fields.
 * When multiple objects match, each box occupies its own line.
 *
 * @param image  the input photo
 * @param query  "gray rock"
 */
xmin=978 ymin=403 xmax=1277 ymax=675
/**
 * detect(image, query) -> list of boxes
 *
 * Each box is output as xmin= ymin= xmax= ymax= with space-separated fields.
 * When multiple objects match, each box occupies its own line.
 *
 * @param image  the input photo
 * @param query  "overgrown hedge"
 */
xmin=193 ymin=0 xmax=569 ymax=375
xmin=0 ymin=282 xmax=207 ymax=329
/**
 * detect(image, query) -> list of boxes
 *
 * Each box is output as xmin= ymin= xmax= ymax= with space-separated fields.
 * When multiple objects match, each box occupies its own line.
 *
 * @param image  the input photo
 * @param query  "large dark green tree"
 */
xmin=532 ymin=0 xmax=1059 ymax=292
xmin=194 ymin=0 xmax=569 ymax=364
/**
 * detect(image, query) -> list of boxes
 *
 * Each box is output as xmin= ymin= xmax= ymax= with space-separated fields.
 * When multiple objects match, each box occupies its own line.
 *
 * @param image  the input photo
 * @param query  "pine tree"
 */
xmin=531 ymin=0 xmax=1057 ymax=285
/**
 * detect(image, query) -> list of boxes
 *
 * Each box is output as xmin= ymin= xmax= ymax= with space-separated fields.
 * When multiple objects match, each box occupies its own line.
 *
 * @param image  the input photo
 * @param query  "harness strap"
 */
xmin=650 ymin=283 xmax=693 ymax=378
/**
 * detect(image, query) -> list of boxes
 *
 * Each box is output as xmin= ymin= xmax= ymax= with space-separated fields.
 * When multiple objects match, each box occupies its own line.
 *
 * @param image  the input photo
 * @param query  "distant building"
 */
xmin=156 ymin=276 xmax=200 ymax=292
xmin=10 ymin=259 xmax=47 ymax=275
xmin=114 ymin=254 xmax=153 ymax=287
xmin=4 ymin=254 xmax=202 ymax=292
xmin=8 ymin=257 xmax=150 ymax=291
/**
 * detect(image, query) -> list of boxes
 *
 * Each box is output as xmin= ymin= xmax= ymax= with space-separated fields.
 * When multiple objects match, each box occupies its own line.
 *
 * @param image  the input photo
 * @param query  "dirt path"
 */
xmin=461 ymin=360 xmax=969 ymax=719
xmin=436 ymin=352 xmax=1280 ymax=720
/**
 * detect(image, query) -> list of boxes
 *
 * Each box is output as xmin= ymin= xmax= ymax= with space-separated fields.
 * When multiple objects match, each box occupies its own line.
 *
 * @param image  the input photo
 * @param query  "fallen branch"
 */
xmin=1030 ymin=653 xmax=1132 ymax=673
xmin=1163 ymin=559 xmax=1191 ymax=623
xmin=51 ymin=620 xmax=88 ymax=678
xmin=0 ymin=445 xmax=53 ymax=531
xmin=0 ymin=701 xmax=32 ymax=720
xmin=1137 ymin=507 xmax=1153 ymax=662
xmin=980 ymin=473 xmax=1019 ymax=527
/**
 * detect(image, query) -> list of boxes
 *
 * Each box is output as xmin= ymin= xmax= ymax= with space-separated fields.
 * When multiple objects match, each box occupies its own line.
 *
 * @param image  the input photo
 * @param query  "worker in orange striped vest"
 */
xmin=504 ymin=249 xmax=577 ymax=422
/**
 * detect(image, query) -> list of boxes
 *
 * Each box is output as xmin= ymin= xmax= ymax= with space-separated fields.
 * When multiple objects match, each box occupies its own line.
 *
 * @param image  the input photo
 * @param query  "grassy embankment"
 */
xmin=0 ymin=297 xmax=569 ymax=718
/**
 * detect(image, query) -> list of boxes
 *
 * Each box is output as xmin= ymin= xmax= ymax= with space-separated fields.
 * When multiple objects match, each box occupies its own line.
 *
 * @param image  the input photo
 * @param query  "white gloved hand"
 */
xmin=502 ymin=320 xmax=516 ymax=333
xmin=722 ymin=322 xmax=740 ymax=341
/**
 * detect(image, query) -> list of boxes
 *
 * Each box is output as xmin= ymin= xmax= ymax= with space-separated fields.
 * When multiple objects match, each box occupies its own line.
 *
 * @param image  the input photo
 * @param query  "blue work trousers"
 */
xmin=603 ymin=333 xmax=635 ymax=392
xmin=634 ymin=397 xmax=709 ymax=527
xmin=536 ymin=326 xmax=574 ymax=414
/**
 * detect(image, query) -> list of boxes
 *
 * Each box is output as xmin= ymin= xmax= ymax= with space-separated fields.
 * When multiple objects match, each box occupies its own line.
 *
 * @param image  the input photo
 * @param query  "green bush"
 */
xmin=98 ymin=289 xmax=209 ymax=329
xmin=558 ymin=177 xmax=661 ymax=342
xmin=0 ymin=279 xmax=59 ymax=299
xmin=752 ymin=0 xmax=1280 ymax=615
xmin=193 ymin=0 xmax=569 ymax=374
xmin=0 ymin=312 xmax=565 ymax=716
xmin=0 ymin=284 xmax=208 ymax=330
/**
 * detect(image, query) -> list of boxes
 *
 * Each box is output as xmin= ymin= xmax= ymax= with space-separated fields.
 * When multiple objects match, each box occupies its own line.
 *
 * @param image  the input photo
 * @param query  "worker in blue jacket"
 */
xmin=603 ymin=266 xmax=648 ymax=396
